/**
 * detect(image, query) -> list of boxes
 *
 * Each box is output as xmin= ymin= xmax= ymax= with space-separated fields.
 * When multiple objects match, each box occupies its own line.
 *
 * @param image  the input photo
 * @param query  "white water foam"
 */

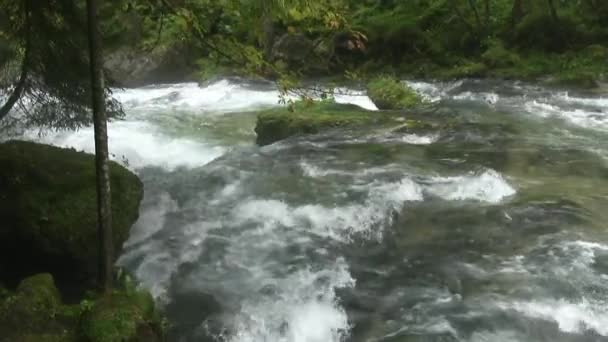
xmin=426 ymin=169 xmax=516 ymax=204
xmin=23 ymin=120 xmax=225 ymax=170
xmin=556 ymin=92 xmax=608 ymax=108
xmin=333 ymin=88 xmax=378 ymax=111
xmin=501 ymin=298 xmax=608 ymax=336
xmin=405 ymin=81 xmax=444 ymax=103
xmin=525 ymin=98 xmax=608 ymax=131
xmin=454 ymin=91 xmax=500 ymax=105
xmin=115 ymin=80 xmax=283 ymax=114
xmin=228 ymin=260 xmax=354 ymax=342
xmin=233 ymin=178 xmax=423 ymax=242
xmin=397 ymin=133 xmax=440 ymax=145
xmin=404 ymin=80 xmax=464 ymax=103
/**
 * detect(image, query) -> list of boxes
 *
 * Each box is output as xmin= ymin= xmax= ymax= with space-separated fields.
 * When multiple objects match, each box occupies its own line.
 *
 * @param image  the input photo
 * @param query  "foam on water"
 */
xmin=500 ymin=298 xmax=608 ymax=336
xmin=23 ymin=120 xmax=225 ymax=170
xmin=453 ymin=91 xmax=500 ymax=105
xmin=115 ymin=80 xmax=283 ymax=114
xmin=525 ymin=95 xmax=608 ymax=131
xmin=333 ymin=88 xmax=378 ymax=111
xmin=426 ymin=169 xmax=516 ymax=204
xmin=233 ymin=178 xmax=423 ymax=242
xmin=556 ymin=92 xmax=608 ymax=108
xmin=405 ymin=81 xmax=444 ymax=102
xmin=228 ymin=260 xmax=354 ymax=342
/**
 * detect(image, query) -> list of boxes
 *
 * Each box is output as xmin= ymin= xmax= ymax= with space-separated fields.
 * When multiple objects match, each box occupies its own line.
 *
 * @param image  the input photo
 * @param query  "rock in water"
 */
xmin=0 ymin=141 xmax=143 ymax=295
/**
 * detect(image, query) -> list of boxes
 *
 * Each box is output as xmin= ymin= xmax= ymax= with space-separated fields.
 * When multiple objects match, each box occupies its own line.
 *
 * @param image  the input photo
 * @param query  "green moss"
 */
xmin=0 ymin=273 xmax=163 ymax=342
xmin=255 ymin=100 xmax=399 ymax=146
xmin=80 ymin=290 xmax=163 ymax=342
xmin=366 ymin=76 xmax=422 ymax=110
xmin=0 ymin=141 xmax=144 ymax=293
xmin=0 ymin=274 xmax=78 ymax=342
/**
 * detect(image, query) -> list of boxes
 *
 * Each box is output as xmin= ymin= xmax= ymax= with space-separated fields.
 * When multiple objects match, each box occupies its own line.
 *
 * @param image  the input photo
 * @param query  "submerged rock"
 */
xmin=0 ymin=141 xmax=143 ymax=295
xmin=255 ymin=101 xmax=399 ymax=146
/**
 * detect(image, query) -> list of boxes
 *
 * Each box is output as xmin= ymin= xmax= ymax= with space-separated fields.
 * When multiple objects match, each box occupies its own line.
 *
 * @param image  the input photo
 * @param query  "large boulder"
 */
xmin=104 ymin=44 xmax=197 ymax=87
xmin=0 ymin=273 xmax=77 ymax=342
xmin=0 ymin=273 xmax=163 ymax=342
xmin=255 ymin=101 xmax=400 ymax=146
xmin=0 ymin=141 xmax=143 ymax=295
xmin=272 ymin=33 xmax=315 ymax=64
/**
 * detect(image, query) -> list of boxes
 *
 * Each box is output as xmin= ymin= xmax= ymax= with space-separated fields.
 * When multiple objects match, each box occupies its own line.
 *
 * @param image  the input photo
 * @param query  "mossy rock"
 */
xmin=255 ymin=101 xmax=398 ymax=146
xmin=0 ymin=141 xmax=144 ymax=295
xmin=80 ymin=290 xmax=162 ymax=342
xmin=366 ymin=76 xmax=422 ymax=110
xmin=0 ymin=273 xmax=163 ymax=342
xmin=0 ymin=274 xmax=78 ymax=342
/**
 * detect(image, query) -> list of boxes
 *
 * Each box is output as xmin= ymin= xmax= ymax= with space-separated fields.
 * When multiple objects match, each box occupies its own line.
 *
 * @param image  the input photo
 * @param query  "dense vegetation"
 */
xmin=0 ymin=0 xmax=607 ymax=340
xmin=93 ymin=0 xmax=608 ymax=86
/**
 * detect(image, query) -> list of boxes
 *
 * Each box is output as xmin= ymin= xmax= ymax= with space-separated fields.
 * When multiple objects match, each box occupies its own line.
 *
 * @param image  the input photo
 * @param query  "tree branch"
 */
xmin=0 ymin=0 xmax=31 ymax=122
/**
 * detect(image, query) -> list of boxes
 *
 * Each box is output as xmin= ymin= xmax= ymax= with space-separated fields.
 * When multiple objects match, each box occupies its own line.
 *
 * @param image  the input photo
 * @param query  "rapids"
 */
xmin=20 ymin=78 xmax=608 ymax=341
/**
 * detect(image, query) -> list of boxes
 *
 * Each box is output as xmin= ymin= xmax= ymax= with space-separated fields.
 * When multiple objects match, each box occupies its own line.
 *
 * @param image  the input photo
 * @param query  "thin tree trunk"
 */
xmin=0 ymin=0 xmax=31 ymax=122
xmin=484 ymin=0 xmax=491 ymax=30
xmin=511 ymin=0 xmax=524 ymax=27
xmin=86 ymin=0 xmax=113 ymax=293
xmin=262 ymin=13 xmax=275 ymax=62
xmin=468 ymin=0 xmax=483 ymax=32
xmin=547 ymin=0 xmax=558 ymax=21
xmin=450 ymin=0 xmax=477 ymax=38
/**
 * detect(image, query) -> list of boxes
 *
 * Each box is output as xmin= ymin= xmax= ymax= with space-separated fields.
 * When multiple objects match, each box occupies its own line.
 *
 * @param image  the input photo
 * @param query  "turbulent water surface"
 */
xmin=24 ymin=78 xmax=608 ymax=341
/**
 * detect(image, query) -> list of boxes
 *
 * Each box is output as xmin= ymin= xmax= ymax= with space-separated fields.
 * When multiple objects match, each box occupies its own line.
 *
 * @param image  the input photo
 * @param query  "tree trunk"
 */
xmin=0 ymin=0 xmax=31 ymax=122
xmin=262 ymin=13 xmax=275 ymax=62
xmin=511 ymin=0 xmax=525 ymax=27
xmin=467 ymin=0 xmax=483 ymax=32
xmin=484 ymin=0 xmax=491 ymax=29
xmin=86 ymin=0 xmax=114 ymax=293
xmin=547 ymin=0 xmax=558 ymax=21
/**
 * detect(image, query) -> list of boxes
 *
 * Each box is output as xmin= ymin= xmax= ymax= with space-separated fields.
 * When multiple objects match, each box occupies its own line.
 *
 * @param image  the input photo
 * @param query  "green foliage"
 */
xmin=481 ymin=40 xmax=520 ymax=68
xmin=0 ymin=273 xmax=163 ymax=342
xmin=79 ymin=289 xmax=161 ymax=342
xmin=512 ymin=12 xmax=585 ymax=52
xmin=0 ymin=274 xmax=78 ymax=341
xmin=0 ymin=0 xmax=123 ymax=129
xmin=366 ymin=76 xmax=422 ymax=110
xmin=0 ymin=141 xmax=143 ymax=292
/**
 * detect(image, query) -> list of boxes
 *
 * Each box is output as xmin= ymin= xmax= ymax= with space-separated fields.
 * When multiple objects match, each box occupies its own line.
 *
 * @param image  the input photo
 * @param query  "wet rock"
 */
xmin=255 ymin=101 xmax=397 ymax=146
xmin=105 ymin=44 xmax=197 ymax=87
xmin=0 ymin=141 xmax=143 ymax=296
xmin=272 ymin=33 xmax=314 ymax=64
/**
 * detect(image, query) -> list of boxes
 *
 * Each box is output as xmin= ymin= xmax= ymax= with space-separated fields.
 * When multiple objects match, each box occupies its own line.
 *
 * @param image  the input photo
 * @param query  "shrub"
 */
xmin=482 ymin=40 xmax=521 ymax=68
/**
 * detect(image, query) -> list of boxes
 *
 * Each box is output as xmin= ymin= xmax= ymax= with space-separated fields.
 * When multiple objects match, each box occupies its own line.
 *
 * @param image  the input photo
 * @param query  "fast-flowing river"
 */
xmin=25 ymin=78 xmax=608 ymax=341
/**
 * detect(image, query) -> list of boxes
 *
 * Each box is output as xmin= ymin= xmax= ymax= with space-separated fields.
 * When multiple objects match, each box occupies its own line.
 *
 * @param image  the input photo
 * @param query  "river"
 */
xmin=26 ymin=78 xmax=608 ymax=341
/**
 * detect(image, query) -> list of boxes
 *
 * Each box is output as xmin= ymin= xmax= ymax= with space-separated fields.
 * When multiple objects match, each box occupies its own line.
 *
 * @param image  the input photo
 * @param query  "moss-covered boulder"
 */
xmin=255 ymin=101 xmax=399 ymax=146
xmin=0 ymin=141 xmax=143 ymax=294
xmin=80 ymin=290 xmax=163 ymax=342
xmin=366 ymin=76 xmax=422 ymax=110
xmin=0 ymin=273 xmax=163 ymax=342
xmin=0 ymin=274 xmax=78 ymax=342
